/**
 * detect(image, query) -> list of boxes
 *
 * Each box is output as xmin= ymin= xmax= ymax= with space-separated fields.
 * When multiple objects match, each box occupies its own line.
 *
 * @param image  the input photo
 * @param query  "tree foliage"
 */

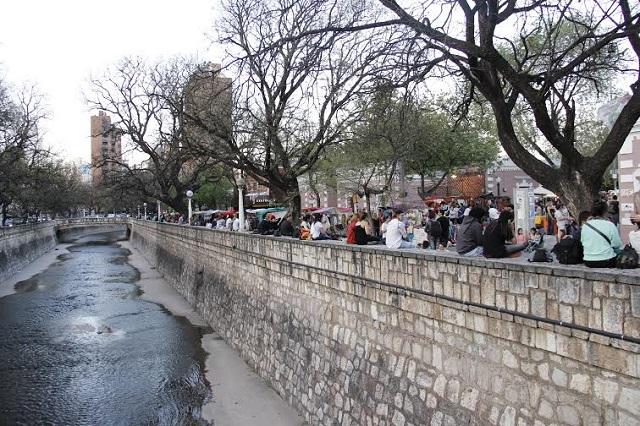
xmin=272 ymin=0 xmax=640 ymax=214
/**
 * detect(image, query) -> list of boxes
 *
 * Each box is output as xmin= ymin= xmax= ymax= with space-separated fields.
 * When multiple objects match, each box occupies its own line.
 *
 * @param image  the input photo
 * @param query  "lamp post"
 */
xmin=137 ymin=205 xmax=140 ymax=218
xmin=157 ymin=200 xmax=161 ymax=222
xmin=496 ymin=177 xmax=502 ymax=199
xmin=186 ymin=190 xmax=193 ymax=225
xmin=143 ymin=202 xmax=147 ymax=219
xmin=237 ymin=175 xmax=245 ymax=231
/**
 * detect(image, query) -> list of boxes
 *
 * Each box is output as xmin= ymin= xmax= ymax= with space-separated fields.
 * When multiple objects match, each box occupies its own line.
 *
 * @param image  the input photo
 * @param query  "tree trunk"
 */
xmin=286 ymin=180 xmax=302 ymax=227
xmin=551 ymin=171 xmax=600 ymax=218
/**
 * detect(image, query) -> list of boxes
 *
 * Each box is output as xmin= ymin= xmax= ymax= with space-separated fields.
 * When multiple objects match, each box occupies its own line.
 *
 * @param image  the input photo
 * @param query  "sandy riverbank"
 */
xmin=0 ymin=244 xmax=72 ymax=299
xmin=120 ymin=240 xmax=305 ymax=426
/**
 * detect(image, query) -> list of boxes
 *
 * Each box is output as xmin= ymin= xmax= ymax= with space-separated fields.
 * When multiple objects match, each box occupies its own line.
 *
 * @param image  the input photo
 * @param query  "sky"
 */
xmin=0 ymin=0 xmax=223 ymax=164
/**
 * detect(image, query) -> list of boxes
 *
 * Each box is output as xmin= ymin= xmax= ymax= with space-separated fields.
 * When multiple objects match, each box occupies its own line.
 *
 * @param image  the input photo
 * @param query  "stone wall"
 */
xmin=0 ymin=223 xmax=56 ymax=282
xmin=131 ymin=220 xmax=640 ymax=426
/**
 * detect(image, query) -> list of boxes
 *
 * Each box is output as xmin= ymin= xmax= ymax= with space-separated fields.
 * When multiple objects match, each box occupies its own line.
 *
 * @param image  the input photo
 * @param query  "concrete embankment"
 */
xmin=121 ymin=240 xmax=304 ymax=426
xmin=131 ymin=220 xmax=640 ymax=426
xmin=0 ymin=223 xmax=56 ymax=283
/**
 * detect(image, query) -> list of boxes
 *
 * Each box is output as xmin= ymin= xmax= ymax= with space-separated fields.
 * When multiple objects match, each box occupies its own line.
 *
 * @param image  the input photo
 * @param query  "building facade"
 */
xmin=485 ymin=158 xmax=540 ymax=200
xmin=90 ymin=111 xmax=122 ymax=187
xmin=616 ymin=120 xmax=640 ymax=241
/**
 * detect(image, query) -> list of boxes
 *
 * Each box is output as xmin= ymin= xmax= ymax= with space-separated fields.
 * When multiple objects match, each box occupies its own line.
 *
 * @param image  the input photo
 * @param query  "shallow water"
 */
xmin=0 ymin=231 xmax=211 ymax=425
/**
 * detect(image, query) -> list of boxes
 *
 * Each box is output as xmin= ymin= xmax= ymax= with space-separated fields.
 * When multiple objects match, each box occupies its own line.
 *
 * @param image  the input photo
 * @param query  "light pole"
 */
xmin=186 ymin=190 xmax=193 ymax=225
xmin=496 ymin=177 xmax=502 ymax=199
xmin=237 ymin=175 xmax=245 ymax=231
xmin=143 ymin=202 xmax=147 ymax=219
xmin=137 ymin=205 xmax=140 ymax=218
xmin=157 ymin=200 xmax=161 ymax=222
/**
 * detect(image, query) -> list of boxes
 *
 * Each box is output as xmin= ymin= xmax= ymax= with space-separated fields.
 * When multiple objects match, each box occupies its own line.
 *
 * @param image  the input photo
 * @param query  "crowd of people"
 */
xmin=253 ymin=196 xmax=636 ymax=269
xmin=150 ymin=193 xmax=636 ymax=270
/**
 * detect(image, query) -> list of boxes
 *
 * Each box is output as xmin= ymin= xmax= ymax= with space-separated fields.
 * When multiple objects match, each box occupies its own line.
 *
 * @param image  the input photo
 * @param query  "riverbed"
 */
xmin=0 ymin=231 xmax=302 ymax=425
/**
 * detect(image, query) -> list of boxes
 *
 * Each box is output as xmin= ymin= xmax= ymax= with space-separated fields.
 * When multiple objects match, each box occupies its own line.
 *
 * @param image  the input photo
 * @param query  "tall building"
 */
xmin=90 ymin=111 xmax=122 ymax=187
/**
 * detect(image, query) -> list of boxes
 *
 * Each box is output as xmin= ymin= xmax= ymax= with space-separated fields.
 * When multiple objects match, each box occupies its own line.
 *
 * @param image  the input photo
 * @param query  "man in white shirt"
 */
xmin=216 ymin=216 xmax=225 ymax=229
xmin=232 ymin=215 xmax=241 ymax=231
xmin=386 ymin=210 xmax=415 ymax=249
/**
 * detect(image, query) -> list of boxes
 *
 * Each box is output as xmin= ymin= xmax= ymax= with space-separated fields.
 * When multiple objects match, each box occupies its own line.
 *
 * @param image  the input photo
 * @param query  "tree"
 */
xmin=0 ymin=79 xmax=49 ymax=224
xmin=406 ymin=107 xmax=500 ymax=198
xmin=183 ymin=0 xmax=387 ymax=221
xmin=276 ymin=0 xmax=640 ymax=215
xmin=87 ymin=58 xmax=221 ymax=215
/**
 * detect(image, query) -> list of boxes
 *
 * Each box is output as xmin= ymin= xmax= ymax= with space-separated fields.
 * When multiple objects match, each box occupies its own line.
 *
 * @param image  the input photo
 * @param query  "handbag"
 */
xmin=584 ymin=222 xmax=637 ymax=269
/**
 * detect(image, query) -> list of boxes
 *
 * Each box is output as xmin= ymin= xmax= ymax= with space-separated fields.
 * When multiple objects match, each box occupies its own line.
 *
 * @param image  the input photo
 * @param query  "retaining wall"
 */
xmin=131 ymin=220 xmax=640 ymax=426
xmin=0 ymin=223 xmax=56 ymax=282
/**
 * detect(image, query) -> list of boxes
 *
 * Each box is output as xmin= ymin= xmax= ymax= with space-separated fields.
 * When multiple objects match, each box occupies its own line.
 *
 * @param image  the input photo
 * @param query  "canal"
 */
xmin=0 ymin=231 xmax=210 ymax=425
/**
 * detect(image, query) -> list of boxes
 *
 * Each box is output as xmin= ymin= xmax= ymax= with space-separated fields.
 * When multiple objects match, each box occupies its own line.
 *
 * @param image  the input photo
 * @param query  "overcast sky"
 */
xmin=0 ymin=0 xmax=222 ymax=164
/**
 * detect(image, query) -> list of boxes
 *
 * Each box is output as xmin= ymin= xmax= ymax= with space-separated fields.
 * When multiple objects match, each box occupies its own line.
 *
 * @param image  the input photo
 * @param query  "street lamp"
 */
xmin=186 ymin=190 xmax=194 ymax=225
xmin=496 ymin=176 xmax=502 ymax=198
xmin=137 ymin=205 xmax=140 ymax=218
xmin=157 ymin=200 xmax=161 ymax=222
xmin=237 ymin=175 xmax=245 ymax=231
xmin=143 ymin=202 xmax=147 ymax=219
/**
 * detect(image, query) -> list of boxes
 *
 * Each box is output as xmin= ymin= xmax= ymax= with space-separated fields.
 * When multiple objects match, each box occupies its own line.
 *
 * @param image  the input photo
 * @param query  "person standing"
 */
xmin=437 ymin=210 xmax=450 ymax=248
xmin=232 ymin=214 xmax=241 ymax=231
xmin=554 ymin=203 xmax=570 ymax=239
xmin=608 ymin=195 xmax=620 ymax=226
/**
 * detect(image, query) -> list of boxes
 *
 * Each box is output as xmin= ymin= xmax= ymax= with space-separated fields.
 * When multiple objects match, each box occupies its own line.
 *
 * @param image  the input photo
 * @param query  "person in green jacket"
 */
xmin=580 ymin=200 xmax=622 ymax=268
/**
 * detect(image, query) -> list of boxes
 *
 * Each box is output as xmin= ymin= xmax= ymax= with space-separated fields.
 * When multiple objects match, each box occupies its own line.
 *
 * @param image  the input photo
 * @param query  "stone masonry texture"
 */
xmin=130 ymin=221 xmax=640 ymax=426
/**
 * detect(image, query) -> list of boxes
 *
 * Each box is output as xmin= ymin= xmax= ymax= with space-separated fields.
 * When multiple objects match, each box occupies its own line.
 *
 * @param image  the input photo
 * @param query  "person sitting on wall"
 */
xmin=310 ymin=214 xmax=331 ymax=241
xmin=278 ymin=214 xmax=295 ymax=237
xmin=386 ymin=210 xmax=415 ymax=249
xmin=355 ymin=212 xmax=380 ymax=245
xmin=581 ymin=200 xmax=622 ymax=268
xmin=456 ymin=207 xmax=485 ymax=257
xmin=345 ymin=214 xmax=358 ymax=244
xmin=483 ymin=210 xmax=528 ymax=258
xmin=257 ymin=213 xmax=278 ymax=235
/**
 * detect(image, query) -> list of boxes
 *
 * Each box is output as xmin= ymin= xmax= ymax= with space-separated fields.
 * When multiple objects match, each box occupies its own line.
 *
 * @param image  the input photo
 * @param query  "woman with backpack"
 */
xmin=581 ymin=201 xmax=622 ymax=268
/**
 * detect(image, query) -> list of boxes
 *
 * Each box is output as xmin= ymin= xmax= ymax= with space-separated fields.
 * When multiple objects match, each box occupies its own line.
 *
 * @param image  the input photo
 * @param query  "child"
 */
xmin=516 ymin=228 xmax=527 ymax=245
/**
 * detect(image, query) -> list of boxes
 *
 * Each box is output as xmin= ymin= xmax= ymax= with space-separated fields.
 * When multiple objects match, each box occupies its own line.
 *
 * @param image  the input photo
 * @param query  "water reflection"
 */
xmin=0 ymin=231 xmax=210 ymax=425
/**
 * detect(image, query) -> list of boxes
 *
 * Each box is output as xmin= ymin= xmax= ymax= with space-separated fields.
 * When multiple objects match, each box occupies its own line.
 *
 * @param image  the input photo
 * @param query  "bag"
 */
xmin=429 ymin=219 xmax=442 ymax=237
xmin=529 ymin=248 xmax=553 ymax=262
xmin=584 ymin=222 xmax=637 ymax=268
xmin=552 ymin=237 xmax=583 ymax=264
xmin=299 ymin=228 xmax=311 ymax=240
xmin=616 ymin=244 xmax=639 ymax=269
xmin=534 ymin=215 xmax=544 ymax=228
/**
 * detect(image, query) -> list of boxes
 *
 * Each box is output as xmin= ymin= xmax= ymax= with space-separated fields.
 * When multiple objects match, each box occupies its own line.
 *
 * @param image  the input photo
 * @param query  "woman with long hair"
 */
xmin=482 ymin=210 xmax=528 ymax=258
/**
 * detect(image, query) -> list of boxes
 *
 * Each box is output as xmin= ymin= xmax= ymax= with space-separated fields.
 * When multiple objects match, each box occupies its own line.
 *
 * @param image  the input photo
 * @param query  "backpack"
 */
xmin=552 ymin=237 xmax=583 ymax=264
xmin=429 ymin=219 xmax=442 ymax=237
xmin=616 ymin=244 xmax=639 ymax=269
xmin=299 ymin=228 xmax=311 ymax=240
xmin=529 ymin=248 xmax=553 ymax=262
xmin=534 ymin=215 xmax=544 ymax=228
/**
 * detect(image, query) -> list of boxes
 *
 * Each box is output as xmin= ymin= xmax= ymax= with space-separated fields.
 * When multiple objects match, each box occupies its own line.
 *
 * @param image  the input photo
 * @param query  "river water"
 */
xmin=0 ymin=231 xmax=211 ymax=425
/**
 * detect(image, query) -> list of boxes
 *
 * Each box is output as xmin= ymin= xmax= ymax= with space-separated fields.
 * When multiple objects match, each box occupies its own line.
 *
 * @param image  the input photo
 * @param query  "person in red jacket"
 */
xmin=346 ymin=214 xmax=358 ymax=244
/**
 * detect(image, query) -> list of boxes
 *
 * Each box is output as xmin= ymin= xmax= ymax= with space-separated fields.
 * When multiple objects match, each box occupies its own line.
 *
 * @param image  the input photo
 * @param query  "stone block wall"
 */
xmin=131 ymin=221 xmax=640 ymax=426
xmin=0 ymin=223 xmax=56 ymax=282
